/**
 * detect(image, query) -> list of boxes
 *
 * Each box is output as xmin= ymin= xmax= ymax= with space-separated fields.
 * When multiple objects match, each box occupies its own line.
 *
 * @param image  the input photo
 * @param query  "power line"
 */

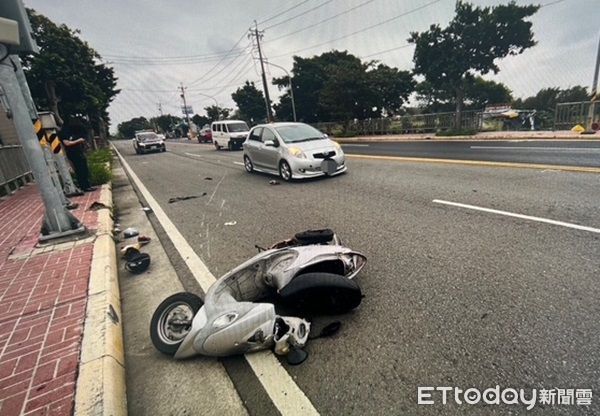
xmin=104 ymin=51 xmax=247 ymax=66
xmin=268 ymin=0 xmax=443 ymax=59
xmin=188 ymin=32 xmax=251 ymax=87
xmin=361 ymin=43 xmax=412 ymax=59
xmin=262 ymin=0 xmax=335 ymax=31
xmin=357 ymin=0 xmax=573 ymax=60
xmin=257 ymin=0 xmax=312 ymax=25
xmin=265 ymin=0 xmax=378 ymax=43
xmin=102 ymin=48 xmax=248 ymax=62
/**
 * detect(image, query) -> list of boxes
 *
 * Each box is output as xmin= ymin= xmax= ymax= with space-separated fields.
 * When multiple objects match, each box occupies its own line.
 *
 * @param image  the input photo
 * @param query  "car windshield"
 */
xmin=274 ymin=125 xmax=325 ymax=143
xmin=227 ymin=123 xmax=249 ymax=133
xmin=138 ymin=133 xmax=157 ymax=142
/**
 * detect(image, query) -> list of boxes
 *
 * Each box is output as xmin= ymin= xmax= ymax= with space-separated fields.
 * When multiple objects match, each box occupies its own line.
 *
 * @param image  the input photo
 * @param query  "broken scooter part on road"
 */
xmin=150 ymin=229 xmax=366 ymax=364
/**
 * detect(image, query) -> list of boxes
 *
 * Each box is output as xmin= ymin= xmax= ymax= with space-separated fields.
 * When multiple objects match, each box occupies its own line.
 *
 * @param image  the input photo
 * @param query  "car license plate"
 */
xmin=321 ymin=159 xmax=337 ymax=175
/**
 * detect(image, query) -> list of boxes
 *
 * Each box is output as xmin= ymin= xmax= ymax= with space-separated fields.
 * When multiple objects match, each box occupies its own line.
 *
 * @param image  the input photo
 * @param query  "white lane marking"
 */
xmin=233 ymin=161 xmax=245 ymax=166
xmin=341 ymin=143 xmax=370 ymax=147
xmin=185 ymin=152 xmax=202 ymax=157
xmin=206 ymin=176 xmax=225 ymax=206
xmin=433 ymin=199 xmax=600 ymax=234
xmin=470 ymin=146 xmax=600 ymax=151
xmin=113 ymin=144 xmax=319 ymax=416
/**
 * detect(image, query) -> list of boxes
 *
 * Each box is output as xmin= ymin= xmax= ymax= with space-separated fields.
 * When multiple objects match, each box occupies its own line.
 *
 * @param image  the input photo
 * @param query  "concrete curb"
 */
xmin=74 ymin=183 xmax=127 ymax=416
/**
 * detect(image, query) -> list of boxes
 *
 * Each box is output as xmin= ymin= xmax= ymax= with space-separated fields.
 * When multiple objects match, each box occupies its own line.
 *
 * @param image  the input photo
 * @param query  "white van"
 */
xmin=211 ymin=120 xmax=250 ymax=150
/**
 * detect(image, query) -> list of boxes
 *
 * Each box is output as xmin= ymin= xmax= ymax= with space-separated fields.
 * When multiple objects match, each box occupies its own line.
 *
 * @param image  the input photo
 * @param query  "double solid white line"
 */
xmin=433 ymin=199 xmax=600 ymax=234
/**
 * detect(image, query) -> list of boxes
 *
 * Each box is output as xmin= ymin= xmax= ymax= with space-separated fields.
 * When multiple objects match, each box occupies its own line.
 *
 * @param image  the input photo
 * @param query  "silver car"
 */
xmin=242 ymin=122 xmax=347 ymax=181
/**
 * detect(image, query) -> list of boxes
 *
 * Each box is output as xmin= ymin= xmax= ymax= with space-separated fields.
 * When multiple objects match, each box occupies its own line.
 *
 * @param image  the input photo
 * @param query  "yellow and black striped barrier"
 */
xmin=34 ymin=119 xmax=47 ymax=147
xmin=33 ymin=119 xmax=62 ymax=154
xmin=45 ymin=131 xmax=62 ymax=154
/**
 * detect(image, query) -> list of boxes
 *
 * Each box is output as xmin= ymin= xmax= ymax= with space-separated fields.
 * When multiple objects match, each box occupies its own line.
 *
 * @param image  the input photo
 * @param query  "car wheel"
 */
xmin=161 ymin=147 xmax=166 ymax=152
xmin=279 ymin=160 xmax=292 ymax=181
xmin=228 ymin=142 xmax=233 ymax=151
xmin=243 ymin=155 xmax=254 ymax=173
xmin=214 ymin=141 xmax=220 ymax=150
xmin=135 ymin=147 xmax=140 ymax=154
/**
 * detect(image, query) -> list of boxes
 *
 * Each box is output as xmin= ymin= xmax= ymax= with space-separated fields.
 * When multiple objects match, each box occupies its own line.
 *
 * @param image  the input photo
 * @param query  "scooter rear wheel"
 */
xmin=150 ymin=292 xmax=203 ymax=355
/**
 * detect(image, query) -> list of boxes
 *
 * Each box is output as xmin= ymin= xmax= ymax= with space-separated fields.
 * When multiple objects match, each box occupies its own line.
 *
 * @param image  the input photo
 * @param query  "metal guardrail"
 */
xmin=312 ymin=110 xmax=484 ymax=136
xmin=0 ymin=145 xmax=32 ymax=196
xmin=554 ymin=101 xmax=599 ymax=130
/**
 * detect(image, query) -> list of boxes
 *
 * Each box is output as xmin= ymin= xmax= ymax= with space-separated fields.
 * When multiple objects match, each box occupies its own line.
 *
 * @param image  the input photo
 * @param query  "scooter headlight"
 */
xmin=213 ymin=312 xmax=238 ymax=328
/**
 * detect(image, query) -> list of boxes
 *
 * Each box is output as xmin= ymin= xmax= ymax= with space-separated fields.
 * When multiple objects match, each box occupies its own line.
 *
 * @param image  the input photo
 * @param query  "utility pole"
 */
xmin=157 ymin=101 xmax=163 ymax=116
xmin=586 ymin=31 xmax=600 ymax=131
xmin=12 ymin=56 xmax=81 ymax=198
xmin=264 ymin=61 xmax=296 ymax=122
xmin=179 ymin=83 xmax=191 ymax=127
xmin=0 ymin=52 xmax=83 ymax=239
xmin=251 ymin=21 xmax=273 ymax=122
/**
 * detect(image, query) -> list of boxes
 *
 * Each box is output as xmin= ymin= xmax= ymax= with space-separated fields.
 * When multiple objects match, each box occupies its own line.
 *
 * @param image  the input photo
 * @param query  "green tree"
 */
xmin=464 ymin=77 xmax=513 ymax=110
xmin=191 ymin=114 xmax=210 ymax=128
xmin=273 ymin=50 xmax=414 ymax=122
xmin=409 ymin=1 xmax=539 ymax=128
xmin=117 ymin=117 xmax=152 ymax=139
xmin=150 ymin=114 xmax=181 ymax=133
xmin=21 ymin=9 xmax=119 ymax=143
xmin=367 ymin=64 xmax=415 ymax=116
xmin=231 ymin=81 xmax=267 ymax=124
xmin=514 ymin=86 xmax=589 ymax=111
xmin=205 ymin=105 xmax=231 ymax=122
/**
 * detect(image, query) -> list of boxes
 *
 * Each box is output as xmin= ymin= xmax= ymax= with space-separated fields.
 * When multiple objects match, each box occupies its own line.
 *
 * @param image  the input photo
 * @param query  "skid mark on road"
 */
xmin=433 ymin=199 xmax=600 ymax=234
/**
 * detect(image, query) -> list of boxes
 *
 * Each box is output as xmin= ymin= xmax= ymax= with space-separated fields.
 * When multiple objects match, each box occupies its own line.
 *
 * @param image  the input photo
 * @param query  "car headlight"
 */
xmin=139 ymin=143 xmax=146 ymax=146
xmin=332 ymin=141 xmax=341 ymax=149
xmin=288 ymin=147 xmax=307 ymax=159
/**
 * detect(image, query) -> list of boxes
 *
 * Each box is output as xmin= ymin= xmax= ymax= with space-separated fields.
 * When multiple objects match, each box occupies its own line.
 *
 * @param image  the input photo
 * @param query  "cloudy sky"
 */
xmin=24 ymin=0 xmax=599 ymax=130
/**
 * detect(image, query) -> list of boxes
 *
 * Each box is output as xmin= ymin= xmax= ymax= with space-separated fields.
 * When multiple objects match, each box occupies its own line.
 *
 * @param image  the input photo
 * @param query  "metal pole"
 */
xmin=253 ymin=21 xmax=273 ymax=122
xmin=264 ymin=61 xmax=296 ymax=122
xmin=0 ymin=53 xmax=82 ymax=237
xmin=179 ymin=83 xmax=191 ymax=137
xmin=586 ymin=31 xmax=600 ymax=131
xmin=11 ymin=57 xmax=81 ymax=196
xmin=195 ymin=91 xmax=220 ymax=119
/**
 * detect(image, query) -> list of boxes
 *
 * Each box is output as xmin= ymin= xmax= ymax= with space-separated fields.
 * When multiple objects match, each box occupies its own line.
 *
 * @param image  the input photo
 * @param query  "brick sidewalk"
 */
xmin=0 ymin=184 xmax=102 ymax=416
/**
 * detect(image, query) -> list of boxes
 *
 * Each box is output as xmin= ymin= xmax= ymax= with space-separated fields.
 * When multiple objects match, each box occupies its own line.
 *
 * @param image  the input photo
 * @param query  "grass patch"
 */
xmin=436 ymin=129 xmax=478 ymax=137
xmin=87 ymin=148 xmax=113 ymax=185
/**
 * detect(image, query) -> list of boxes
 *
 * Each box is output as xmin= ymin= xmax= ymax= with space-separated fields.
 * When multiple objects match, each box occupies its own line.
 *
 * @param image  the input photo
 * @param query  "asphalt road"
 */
xmin=340 ymin=140 xmax=600 ymax=167
xmin=114 ymin=139 xmax=600 ymax=415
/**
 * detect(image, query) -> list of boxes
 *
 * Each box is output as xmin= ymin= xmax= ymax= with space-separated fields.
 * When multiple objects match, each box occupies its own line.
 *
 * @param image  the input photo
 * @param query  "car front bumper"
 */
xmin=289 ymin=155 xmax=347 ymax=179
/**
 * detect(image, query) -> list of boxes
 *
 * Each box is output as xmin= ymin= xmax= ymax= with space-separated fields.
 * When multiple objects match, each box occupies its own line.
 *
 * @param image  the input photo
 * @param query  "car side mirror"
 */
xmin=323 ymin=134 xmax=329 ymax=139
xmin=264 ymin=140 xmax=275 ymax=147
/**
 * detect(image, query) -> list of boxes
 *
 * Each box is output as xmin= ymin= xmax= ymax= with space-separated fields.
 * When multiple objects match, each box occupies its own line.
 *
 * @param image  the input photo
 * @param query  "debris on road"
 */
xmin=168 ymin=194 xmax=206 ymax=203
xmin=138 ymin=235 xmax=151 ymax=245
xmin=269 ymin=180 xmax=280 ymax=185
xmin=88 ymin=201 xmax=110 ymax=211
xmin=204 ymin=177 xmax=213 ymax=180
xmin=141 ymin=207 xmax=152 ymax=213
xmin=123 ymin=227 xmax=139 ymax=238
xmin=224 ymin=221 xmax=237 ymax=226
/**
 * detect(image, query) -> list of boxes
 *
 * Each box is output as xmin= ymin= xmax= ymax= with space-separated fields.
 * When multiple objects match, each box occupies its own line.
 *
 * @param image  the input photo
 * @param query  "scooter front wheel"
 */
xmin=150 ymin=292 xmax=203 ymax=355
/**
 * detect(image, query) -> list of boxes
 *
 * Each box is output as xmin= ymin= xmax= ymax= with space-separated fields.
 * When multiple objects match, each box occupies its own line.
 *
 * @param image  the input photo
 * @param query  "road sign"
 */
xmin=181 ymin=105 xmax=193 ymax=115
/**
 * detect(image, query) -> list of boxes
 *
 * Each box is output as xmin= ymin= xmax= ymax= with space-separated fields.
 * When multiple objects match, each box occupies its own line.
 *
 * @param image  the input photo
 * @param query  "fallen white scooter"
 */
xmin=150 ymin=229 xmax=366 ymax=364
